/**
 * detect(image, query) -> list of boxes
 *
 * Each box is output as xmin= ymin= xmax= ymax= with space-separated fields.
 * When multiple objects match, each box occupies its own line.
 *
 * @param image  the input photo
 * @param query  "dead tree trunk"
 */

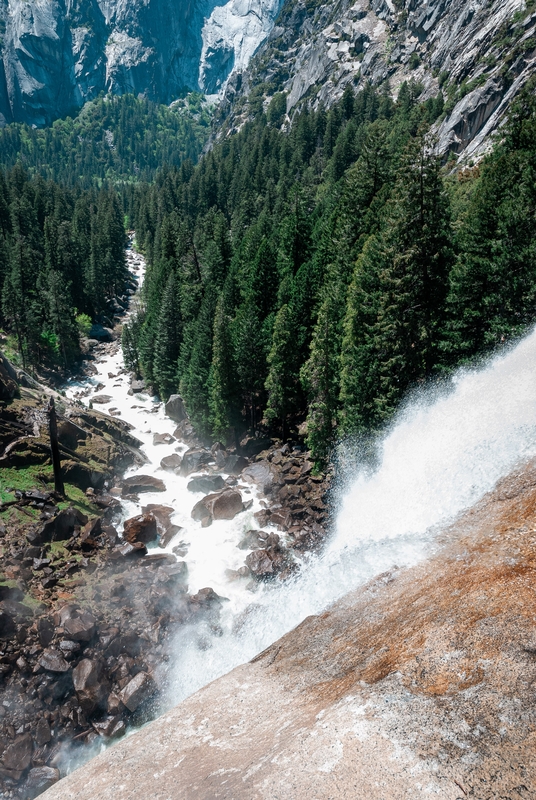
xmin=48 ymin=397 xmax=64 ymax=496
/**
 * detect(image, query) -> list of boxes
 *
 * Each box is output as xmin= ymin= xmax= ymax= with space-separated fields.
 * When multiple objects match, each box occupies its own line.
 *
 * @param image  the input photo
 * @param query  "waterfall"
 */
xmin=65 ymin=246 xmax=536 ymax=714
xmin=164 ymin=326 xmax=536 ymax=705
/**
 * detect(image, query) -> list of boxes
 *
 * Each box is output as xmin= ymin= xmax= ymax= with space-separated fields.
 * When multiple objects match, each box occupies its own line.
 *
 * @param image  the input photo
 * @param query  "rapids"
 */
xmin=66 ymin=242 xmax=536 ymax=715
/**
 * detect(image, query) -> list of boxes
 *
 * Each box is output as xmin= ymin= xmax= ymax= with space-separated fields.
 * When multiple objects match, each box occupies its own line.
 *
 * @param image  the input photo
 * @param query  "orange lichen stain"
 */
xmin=291 ymin=461 xmax=536 ymax=710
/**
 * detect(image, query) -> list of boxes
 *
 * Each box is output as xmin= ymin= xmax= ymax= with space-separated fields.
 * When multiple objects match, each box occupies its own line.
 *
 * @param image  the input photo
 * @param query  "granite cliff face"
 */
xmin=0 ymin=0 xmax=284 ymax=125
xmin=220 ymin=0 xmax=536 ymax=160
xmin=1 ymin=0 xmax=535 ymax=152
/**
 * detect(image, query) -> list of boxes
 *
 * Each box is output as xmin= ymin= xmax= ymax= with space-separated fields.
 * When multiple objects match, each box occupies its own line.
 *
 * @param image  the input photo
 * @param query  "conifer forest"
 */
xmin=2 ymin=82 xmax=536 ymax=463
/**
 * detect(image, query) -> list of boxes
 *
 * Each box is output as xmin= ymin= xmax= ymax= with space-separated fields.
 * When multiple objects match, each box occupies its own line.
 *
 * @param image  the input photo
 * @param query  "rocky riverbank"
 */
xmin=0 ymin=255 xmax=333 ymax=799
xmin=40 ymin=456 xmax=536 ymax=800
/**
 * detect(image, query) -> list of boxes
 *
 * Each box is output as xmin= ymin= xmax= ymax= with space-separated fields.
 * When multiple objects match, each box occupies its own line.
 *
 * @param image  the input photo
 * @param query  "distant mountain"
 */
xmin=0 ymin=0 xmax=283 ymax=126
xmin=217 ymin=0 xmax=536 ymax=162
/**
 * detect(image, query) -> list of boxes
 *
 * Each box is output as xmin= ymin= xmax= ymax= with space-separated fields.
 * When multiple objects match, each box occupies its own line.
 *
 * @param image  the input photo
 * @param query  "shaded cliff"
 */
xmin=40 ymin=457 xmax=536 ymax=799
xmin=0 ymin=0 xmax=283 ymax=126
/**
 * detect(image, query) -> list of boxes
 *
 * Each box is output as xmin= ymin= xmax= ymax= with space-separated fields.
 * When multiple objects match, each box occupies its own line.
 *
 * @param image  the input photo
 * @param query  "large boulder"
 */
xmin=24 ymin=767 xmax=60 ymax=798
xmin=123 ymin=513 xmax=158 ymax=544
xmin=37 ymin=649 xmax=70 ymax=673
xmin=187 ymin=475 xmax=225 ymax=494
xmin=2 ymin=733 xmax=33 ymax=771
xmin=73 ymin=659 xmax=108 ymax=713
xmin=28 ymin=507 xmax=88 ymax=545
xmin=119 ymin=672 xmax=155 ymax=712
xmin=223 ymin=454 xmax=248 ymax=475
xmin=160 ymin=453 xmax=182 ymax=473
xmin=165 ymin=395 xmax=187 ymax=423
xmin=191 ymin=489 xmax=243 ymax=528
xmin=89 ymin=324 xmax=113 ymax=342
xmin=63 ymin=611 xmax=96 ymax=642
xmin=123 ymin=475 xmax=166 ymax=493
xmin=245 ymin=534 xmax=289 ymax=580
xmin=239 ymin=436 xmax=273 ymax=457
xmin=180 ymin=448 xmax=214 ymax=477
xmin=241 ymin=462 xmax=274 ymax=494
xmin=153 ymin=432 xmax=175 ymax=445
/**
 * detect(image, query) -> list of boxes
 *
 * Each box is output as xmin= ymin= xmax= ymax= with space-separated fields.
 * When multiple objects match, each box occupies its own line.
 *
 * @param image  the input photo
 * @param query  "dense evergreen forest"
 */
xmin=0 ymin=93 xmax=211 ymax=189
xmin=0 ymin=165 xmax=126 ymax=369
xmin=123 ymin=81 xmax=536 ymax=463
xmin=1 ymin=81 xmax=536 ymax=464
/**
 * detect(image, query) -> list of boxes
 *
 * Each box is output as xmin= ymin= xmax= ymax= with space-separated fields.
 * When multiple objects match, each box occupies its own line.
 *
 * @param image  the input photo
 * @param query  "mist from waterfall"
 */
xmin=164 ymin=327 xmax=536 ymax=706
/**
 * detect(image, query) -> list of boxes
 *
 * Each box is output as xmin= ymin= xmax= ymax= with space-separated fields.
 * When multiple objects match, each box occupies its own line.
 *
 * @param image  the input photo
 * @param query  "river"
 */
xmin=65 ymin=242 xmax=536 ymax=715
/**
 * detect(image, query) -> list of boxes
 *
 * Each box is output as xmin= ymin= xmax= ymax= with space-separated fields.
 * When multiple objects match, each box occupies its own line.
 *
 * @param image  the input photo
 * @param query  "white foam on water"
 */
xmin=66 ymin=244 xmax=536 ymax=715
xmin=164 ymin=327 xmax=536 ymax=705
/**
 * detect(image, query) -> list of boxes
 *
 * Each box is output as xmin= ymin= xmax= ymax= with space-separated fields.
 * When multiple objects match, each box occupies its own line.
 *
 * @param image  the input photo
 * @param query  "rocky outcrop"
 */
xmin=0 ymin=0 xmax=284 ymax=125
xmin=39 ymin=457 xmax=536 ymax=800
xmin=220 ymin=0 xmax=536 ymax=162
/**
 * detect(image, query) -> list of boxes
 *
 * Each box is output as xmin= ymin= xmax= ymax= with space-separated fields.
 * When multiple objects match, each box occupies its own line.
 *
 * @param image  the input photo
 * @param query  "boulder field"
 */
xmin=42 ymin=458 xmax=536 ymax=799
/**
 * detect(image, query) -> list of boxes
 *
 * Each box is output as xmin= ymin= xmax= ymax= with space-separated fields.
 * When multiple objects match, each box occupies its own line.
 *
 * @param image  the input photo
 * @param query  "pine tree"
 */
xmin=208 ymin=295 xmax=236 ymax=442
xmin=153 ymin=271 xmax=181 ymax=399
xmin=302 ymin=283 xmax=346 ymax=462
xmin=264 ymin=303 xmax=299 ymax=434
xmin=340 ymin=133 xmax=454 ymax=432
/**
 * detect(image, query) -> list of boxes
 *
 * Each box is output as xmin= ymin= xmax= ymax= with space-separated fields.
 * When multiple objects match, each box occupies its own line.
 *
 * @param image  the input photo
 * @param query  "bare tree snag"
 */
xmin=48 ymin=397 xmax=64 ymax=496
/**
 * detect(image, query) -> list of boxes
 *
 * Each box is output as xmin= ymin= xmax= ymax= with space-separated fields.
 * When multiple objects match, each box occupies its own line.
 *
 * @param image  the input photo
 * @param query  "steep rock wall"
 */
xmin=220 ymin=0 xmax=536 ymax=160
xmin=0 ymin=0 xmax=283 ymax=125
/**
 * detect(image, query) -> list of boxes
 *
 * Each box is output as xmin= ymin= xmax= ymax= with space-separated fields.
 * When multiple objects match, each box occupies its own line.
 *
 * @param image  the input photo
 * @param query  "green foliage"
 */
xmin=0 ymin=165 xmax=126 ymax=370
xmin=121 ymin=79 xmax=536 ymax=466
xmin=0 ymin=93 xmax=211 ymax=188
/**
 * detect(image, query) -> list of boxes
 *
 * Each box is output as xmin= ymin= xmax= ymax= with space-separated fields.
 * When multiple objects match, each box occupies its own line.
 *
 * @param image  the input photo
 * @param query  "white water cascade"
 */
xmin=66 ymin=244 xmax=536 ymax=716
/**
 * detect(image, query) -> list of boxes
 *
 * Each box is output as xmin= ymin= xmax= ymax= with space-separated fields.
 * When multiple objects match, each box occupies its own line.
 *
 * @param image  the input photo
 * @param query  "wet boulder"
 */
xmin=180 ymin=448 xmax=214 ymax=477
xmin=73 ymin=659 xmax=108 ymax=713
xmin=246 ymin=533 xmax=289 ymax=580
xmin=123 ymin=512 xmax=158 ymax=544
xmin=130 ymin=379 xmax=146 ymax=393
xmin=153 ymin=432 xmax=175 ymax=445
xmin=119 ymin=671 xmax=155 ymax=712
xmin=187 ymin=475 xmax=225 ymax=494
xmin=164 ymin=394 xmax=187 ymax=423
xmin=123 ymin=475 xmax=166 ymax=493
xmin=92 ymin=394 xmax=113 ymax=404
xmin=160 ymin=453 xmax=182 ymax=473
xmin=211 ymin=490 xmax=244 ymax=521
xmin=237 ymin=530 xmax=268 ymax=550
xmin=115 ymin=541 xmax=147 ymax=558
xmin=37 ymin=649 xmax=70 ymax=673
xmin=191 ymin=489 xmax=243 ymax=527
xmin=223 ymin=454 xmax=248 ymax=475
xmin=241 ymin=462 xmax=274 ymax=494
